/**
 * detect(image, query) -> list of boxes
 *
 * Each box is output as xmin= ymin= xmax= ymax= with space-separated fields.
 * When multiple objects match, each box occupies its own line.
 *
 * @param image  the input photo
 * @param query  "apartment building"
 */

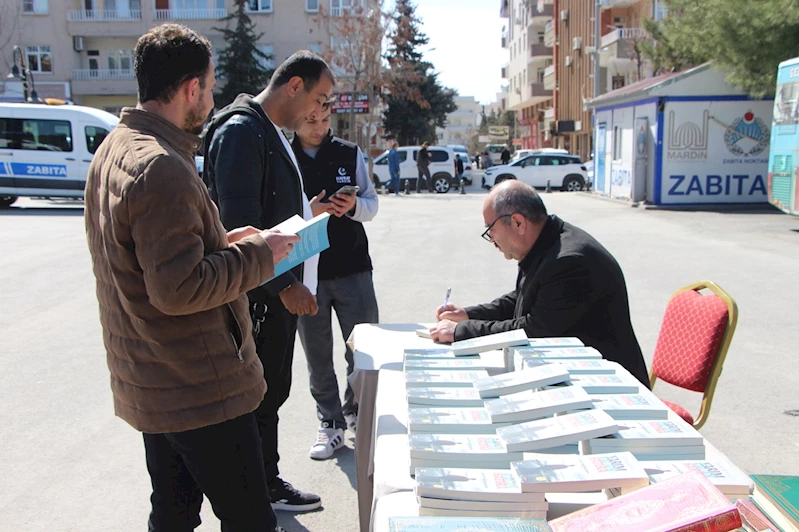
xmin=0 ymin=0 xmax=378 ymax=140
xmin=435 ymin=95 xmax=480 ymax=147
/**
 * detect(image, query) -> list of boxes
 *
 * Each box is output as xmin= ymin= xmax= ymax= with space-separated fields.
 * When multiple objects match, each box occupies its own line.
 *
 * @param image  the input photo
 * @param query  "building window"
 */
xmin=256 ymin=44 xmax=275 ymax=70
xmin=612 ymin=75 xmax=625 ymax=90
xmin=246 ymin=0 xmax=272 ymax=13
xmin=307 ymin=0 xmax=319 ymax=12
xmin=25 ymin=46 xmax=52 ymax=73
xmin=613 ymin=126 xmax=622 ymax=160
xmin=331 ymin=0 xmax=361 ymax=17
xmin=107 ymin=49 xmax=133 ymax=72
xmin=23 ymin=0 xmax=48 ymax=14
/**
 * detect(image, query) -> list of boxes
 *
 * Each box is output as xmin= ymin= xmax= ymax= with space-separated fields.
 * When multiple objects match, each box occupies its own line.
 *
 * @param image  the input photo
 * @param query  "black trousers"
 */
xmin=143 ymin=412 xmax=277 ymax=532
xmin=254 ymin=295 xmax=298 ymax=482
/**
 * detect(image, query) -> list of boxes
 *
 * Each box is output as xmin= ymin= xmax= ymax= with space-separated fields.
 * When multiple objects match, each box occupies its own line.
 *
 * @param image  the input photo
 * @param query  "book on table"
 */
xmin=751 ymin=474 xmax=799 ymax=532
xmin=474 ymin=364 xmax=570 ymax=399
xmin=389 ymin=516 xmax=553 ymax=532
xmin=410 ymin=458 xmax=513 ymax=475
xmin=509 ymin=346 xmax=603 ymax=361
xmin=524 ymin=337 xmax=585 ymax=348
xmin=486 ymin=386 xmax=594 ymax=424
xmin=638 ymin=459 xmax=753 ymax=499
xmin=510 ymin=451 xmax=649 ymax=493
xmin=579 ymin=416 xmax=706 ymax=460
xmin=262 ymin=213 xmax=330 ymax=283
xmin=405 ymin=369 xmax=489 ymax=388
xmin=415 ymin=328 xmax=434 ymax=339
xmin=548 ymin=469 xmax=743 ymax=532
xmin=408 ymin=407 xmax=509 ymax=434
xmin=407 ymin=387 xmax=485 ymax=407
xmin=404 ymin=348 xmax=475 ymax=360
xmin=450 ymin=329 xmax=529 ymax=356
xmin=418 ymin=506 xmax=547 ymax=519
xmin=590 ymin=393 xmax=670 ymax=420
xmin=414 ymin=466 xmax=545 ymax=503
xmin=735 ymin=497 xmax=781 ymax=531
xmin=404 ymin=358 xmax=494 ymax=371
xmin=515 ymin=357 xmax=618 ymax=375
xmin=418 ymin=496 xmax=549 ymax=512
xmin=409 ymin=434 xmax=524 ymax=465
xmin=497 ymin=410 xmax=621 ymax=453
xmin=545 ymin=374 xmax=641 ymax=395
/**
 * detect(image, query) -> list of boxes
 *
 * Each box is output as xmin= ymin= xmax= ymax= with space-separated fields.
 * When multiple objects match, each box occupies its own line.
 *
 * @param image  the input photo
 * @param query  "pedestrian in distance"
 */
xmin=416 ymin=141 xmax=432 ymax=193
xmin=388 ymin=141 xmax=401 ymax=195
xmin=84 ymin=24 xmax=299 ymax=532
xmin=483 ymin=149 xmax=494 ymax=170
xmin=501 ymin=145 xmax=511 ymax=165
xmin=454 ymin=154 xmax=465 ymax=189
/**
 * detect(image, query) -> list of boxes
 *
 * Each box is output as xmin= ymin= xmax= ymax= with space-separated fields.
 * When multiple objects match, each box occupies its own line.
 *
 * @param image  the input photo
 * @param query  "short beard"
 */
xmin=184 ymin=103 xmax=206 ymax=135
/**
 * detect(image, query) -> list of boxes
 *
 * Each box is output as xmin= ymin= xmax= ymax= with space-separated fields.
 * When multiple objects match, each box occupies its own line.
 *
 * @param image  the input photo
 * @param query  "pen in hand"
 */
xmin=442 ymin=287 xmax=451 ymax=314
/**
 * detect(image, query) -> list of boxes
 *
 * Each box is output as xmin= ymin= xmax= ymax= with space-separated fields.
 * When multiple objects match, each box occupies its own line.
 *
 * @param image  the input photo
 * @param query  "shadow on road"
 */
xmin=276 ymin=514 xmax=313 ymax=532
xmin=0 ymin=206 xmax=84 ymax=217
xmin=334 ymin=445 xmax=357 ymax=491
xmin=643 ymin=203 xmax=786 ymax=215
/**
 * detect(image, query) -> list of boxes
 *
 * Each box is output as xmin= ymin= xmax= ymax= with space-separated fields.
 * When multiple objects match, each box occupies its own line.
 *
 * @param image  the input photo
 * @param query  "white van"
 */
xmin=372 ymin=145 xmax=458 ymax=193
xmin=0 ymin=103 xmax=119 ymax=207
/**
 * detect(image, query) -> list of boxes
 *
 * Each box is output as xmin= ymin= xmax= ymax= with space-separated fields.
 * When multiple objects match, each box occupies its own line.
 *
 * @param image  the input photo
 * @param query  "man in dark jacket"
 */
xmin=291 ymin=106 xmax=379 ymax=460
xmin=416 ymin=141 xmax=431 ymax=193
xmin=205 ymin=51 xmax=334 ymax=513
xmin=428 ymin=180 xmax=650 ymax=386
xmin=501 ymin=146 xmax=511 ymax=165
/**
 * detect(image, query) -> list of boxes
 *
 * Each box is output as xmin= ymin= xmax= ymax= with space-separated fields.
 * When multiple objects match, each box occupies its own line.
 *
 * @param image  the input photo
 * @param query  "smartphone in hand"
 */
xmin=333 ymin=185 xmax=360 ymax=198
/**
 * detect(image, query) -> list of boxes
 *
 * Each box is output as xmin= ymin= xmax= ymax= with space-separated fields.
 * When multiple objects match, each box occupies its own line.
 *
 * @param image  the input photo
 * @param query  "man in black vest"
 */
xmin=416 ymin=141 xmax=431 ymax=193
xmin=291 ymin=106 xmax=379 ymax=460
xmin=205 ymin=51 xmax=334 ymax=512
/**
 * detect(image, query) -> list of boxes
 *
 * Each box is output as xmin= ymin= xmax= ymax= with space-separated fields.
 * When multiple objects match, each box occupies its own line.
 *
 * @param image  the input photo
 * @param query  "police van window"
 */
xmin=2 ymin=118 xmax=73 ymax=152
xmin=85 ymin=126 xmax=110 ymax=154
xmin=398 ymin=151 xmax=407 ymax=162
xmin=429 ymin=150 xmax=449 ymax=163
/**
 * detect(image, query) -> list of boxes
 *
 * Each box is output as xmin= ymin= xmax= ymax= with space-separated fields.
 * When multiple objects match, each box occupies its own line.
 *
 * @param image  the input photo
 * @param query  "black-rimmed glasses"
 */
xmin=481 ymin=213 xmax=514 ymax=242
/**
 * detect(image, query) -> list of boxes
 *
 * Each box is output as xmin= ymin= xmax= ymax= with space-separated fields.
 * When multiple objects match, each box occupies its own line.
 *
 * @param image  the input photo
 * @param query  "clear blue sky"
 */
xmin=386 ymin=0 xmax=506 ymax=105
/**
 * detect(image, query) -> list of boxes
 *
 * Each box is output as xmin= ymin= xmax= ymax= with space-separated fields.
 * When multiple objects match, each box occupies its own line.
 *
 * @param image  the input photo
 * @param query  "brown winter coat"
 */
xmin=84 ymin=108 xmax=273 ymax=434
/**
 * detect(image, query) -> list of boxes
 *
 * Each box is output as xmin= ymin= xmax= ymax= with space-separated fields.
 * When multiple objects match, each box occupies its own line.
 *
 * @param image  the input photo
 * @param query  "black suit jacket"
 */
xmin=455 ymin=215 xmax=650 ymax=386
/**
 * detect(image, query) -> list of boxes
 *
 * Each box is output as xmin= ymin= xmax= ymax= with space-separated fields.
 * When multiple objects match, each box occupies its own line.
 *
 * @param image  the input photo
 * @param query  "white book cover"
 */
xmin=474 ymin=365 xmax=570 ymax=399
xmin=418 ymin=496 xmax=549 ymax=512
xmin=450 ymin=329 xmax=529 ymax=356
xmin=640 ymin=460 xmax=752 ymax=496
xmin=486 ymin=387 xmax=594 ymax=424
xmin=515 ymin=357 xmax=618 ymax=375
xmin=407 ymin=387 xmax=485 ymax=407
xmin=414 ymin=467 xmax=546 ymax=502
xmin=405 ymin=358 xmax=492 ymax=371
xmin=404 ymin=348 xmax=476 ymax=360
xmin=405 ymin=370 xmax=489 ymax=388
xmin=510 ymin=347 xmax=603 ymax=361
xmin=409 ymin=434 xmax=523 ymax=462
xmin=510 ymin=452 xmax=649 ymax=493
xmin=497 ymin=410 xmax=621 ymax=453
xmin=590 ymin=394 xmax=670 ymax=420
xmin=408 ymin=407 xmax=508 ymax=434
xmin=525 ymin=337 xmax=585 ymax=348
xmin=418 ymin=506 xmax=548 ymax=519
xmin=410 ymin=458 xmax=512 ymax=475
xmin=548 ymin=374 xmax=641 ymax=394
xmin=584 ymin=418 xmax=704 ymax=447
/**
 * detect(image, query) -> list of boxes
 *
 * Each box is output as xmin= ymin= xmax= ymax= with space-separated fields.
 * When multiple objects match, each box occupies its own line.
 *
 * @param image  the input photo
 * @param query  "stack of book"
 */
xmin=404 ymin=358 xmax=496 ymax=372
xmin=474 ymin=364 xmax=571 ymax=399
xmin=449 ymin=329 xmax=529 ymax=356
xmin=515 ymin=357 xmax=618 ymax=375
xmin=407 ymin=387 xmax=485 ymax=408
xmin=579 ymin=415 xmax=706 ymax=460
xmin=508 ymin=346 xmax=603 ymax=363
xmin=408 ymin=406 xmax=509 ymax=435
xmin=405 ymin=370 xmax=489 ymax=389
xmin=589 ymin=393 xmax=670 ymax=420
xmin=548 ymin=373 xmax=642 ymax=395
xmin=403 ymin=347 xmax=472 ymax=360
xmin=497 ymin=410 xmax=621 ymax=453
xmin=624 ymin=459 xmax=753 ymax=499
xmin=524 ymin=337 xmax=585 ymax=348
xmin=389 ymin=516 xmax=553 ymax=531
xmin=750 ymin=474 xmax=799 ymax=532
xmin=735 ymin=497 xmax=782 ymax=531
xmin=486 ymin=387 xmax=594 ymax=424
xmin=510 ymin=452 xmax=650 ymax=496
xmin=548 ymin=469 xmax=743 ymax=531
xmin=409 ymin=434 xmax=523 ymax=472
xmin=414 ymin=466 xmax=548 ymax=518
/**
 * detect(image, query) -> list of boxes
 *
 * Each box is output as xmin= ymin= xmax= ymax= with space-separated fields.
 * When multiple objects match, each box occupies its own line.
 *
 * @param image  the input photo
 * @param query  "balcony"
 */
xmin=528 ymin=83 xmax=551 ymax=98
xmin=501 ymin=63 xmax=509 ymax=79
xmin=72 ymin=69 xmax=136 ymax=96
xmin=544 ymin=20 xmax=555 ymax=47
xmin=67 ymin=9 xmax=141 ymax=21
xmin=155 ymin=8 xmax=227 ymax=20
xmin=530 ymin=3 xmax=554 ymax=23
xmin=501 ymin=28 xmax=508 ymax=48
xmin=600 ymin=27 xmax=649 ymax=66
xmin=543 ymin=64 xmax=556 ymax=90
xmin=601 ymin=0 xmax=644 ymax=8
xmin=528 ymin=43 xmax=551 ymax=64
xmin=508 ymin=82 xmax=552 ymax=111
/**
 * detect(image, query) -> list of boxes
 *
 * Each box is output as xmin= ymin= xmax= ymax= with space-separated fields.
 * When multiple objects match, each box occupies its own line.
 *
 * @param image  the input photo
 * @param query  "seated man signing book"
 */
xmin=429 ymin=180 xmax=650 ymax=386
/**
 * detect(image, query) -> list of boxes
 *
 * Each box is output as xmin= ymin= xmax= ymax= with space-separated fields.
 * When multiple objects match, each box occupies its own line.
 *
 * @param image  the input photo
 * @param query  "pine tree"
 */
xmin=382 ymin=0 xmax=457 ymax=145
xmin=214 ymin=0 xmax=273 ymax=107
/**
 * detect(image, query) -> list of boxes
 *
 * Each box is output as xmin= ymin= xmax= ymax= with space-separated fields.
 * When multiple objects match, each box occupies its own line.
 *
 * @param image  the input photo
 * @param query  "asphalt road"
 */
xmin=1 ymin=182 xmax=798 ymax=531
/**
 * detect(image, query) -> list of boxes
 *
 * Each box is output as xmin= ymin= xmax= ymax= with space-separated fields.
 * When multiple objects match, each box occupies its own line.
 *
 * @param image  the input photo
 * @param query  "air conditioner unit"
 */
xmin=560 ymin=9 xmax=569 ymax=21
xmin=565 ymin=56 xmax=573 ymax=66
xmin=585 ymin=45 xmax=597 ymax=54
xmin=73 ymin=36 xmax=85 ymax=52
xmin=573 ymin=37 xmax=582 ymax=51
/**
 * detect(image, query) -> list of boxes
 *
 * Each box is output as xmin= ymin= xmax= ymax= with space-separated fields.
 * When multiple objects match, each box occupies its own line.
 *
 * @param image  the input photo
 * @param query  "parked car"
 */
xmin=482 ymin=153 xmax=588 ymax=191
xmin=510 ymin=148 xmax=568 ymax=163
xmin=372 ymin=145 xmax=457 ymax=193
xmin=484 ymin=143 xmax=507 ymax=165
xmin=447 ymin=144 xmax=474 ymax=185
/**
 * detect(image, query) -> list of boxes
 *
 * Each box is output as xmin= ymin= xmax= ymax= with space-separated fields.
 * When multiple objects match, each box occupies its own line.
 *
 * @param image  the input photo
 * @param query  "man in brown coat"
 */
xmin=84 ymin=24 xmax=297 ymax=532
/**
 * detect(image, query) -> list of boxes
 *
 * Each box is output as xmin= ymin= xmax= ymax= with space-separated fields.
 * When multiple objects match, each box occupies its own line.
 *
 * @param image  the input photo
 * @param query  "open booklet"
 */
xmin=261 ymin=212 xmax=331 ymax=284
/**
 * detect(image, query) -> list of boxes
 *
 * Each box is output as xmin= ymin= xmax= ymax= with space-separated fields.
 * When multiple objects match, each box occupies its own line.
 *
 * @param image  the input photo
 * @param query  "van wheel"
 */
xmin=433 ymin=173 xmax=451 ymax=193
xmin=562 ymin=175 xmax=585 ymax=191
xmin=495 ymin=174 xmax=516 ymax=185
xmin=0 ymin=195 xmax=18 ymax=208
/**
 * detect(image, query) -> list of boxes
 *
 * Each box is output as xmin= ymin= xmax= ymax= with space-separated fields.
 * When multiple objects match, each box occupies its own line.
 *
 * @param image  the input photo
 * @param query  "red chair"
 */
xmin=649 ymin=281 xmax=738 ymax=430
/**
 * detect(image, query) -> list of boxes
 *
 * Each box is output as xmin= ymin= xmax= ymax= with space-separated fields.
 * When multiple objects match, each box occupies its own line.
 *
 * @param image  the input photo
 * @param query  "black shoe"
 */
xmin=269 ymin=477 xmax=322 ymax=512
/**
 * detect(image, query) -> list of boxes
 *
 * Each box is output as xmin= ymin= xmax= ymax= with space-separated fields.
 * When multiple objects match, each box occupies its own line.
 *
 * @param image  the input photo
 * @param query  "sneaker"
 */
xmin=344 ymin=413 xmax=358 ymax=434
xmin=268 ymin=477 xmax=321 ymax=512
xmin=309 ymin=422 xmax=345 ymax=460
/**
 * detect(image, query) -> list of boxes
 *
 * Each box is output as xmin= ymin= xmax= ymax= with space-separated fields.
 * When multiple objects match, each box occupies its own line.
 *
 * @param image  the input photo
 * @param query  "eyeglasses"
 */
xmin=481 ymin=213 xmax=515 ymax=242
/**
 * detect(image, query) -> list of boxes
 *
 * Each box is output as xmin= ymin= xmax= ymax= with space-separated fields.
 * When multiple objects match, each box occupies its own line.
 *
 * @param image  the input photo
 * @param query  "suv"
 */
xmin=372 ymin=145 xmax=457 ymax=193
xmin=482 ymin=153 xmax=588 ymax=191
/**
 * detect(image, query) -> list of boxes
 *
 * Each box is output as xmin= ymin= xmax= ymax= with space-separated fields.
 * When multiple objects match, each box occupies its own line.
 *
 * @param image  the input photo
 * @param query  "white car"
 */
xmin=447 ymin=144 xmax=474 ymax=184
xmin=510 ymin=148 xmax=568 ymax=163
xmin=482 ymin=153 xmax=588 ymax=191
xmin=372 ymin=145 xmax=457 ymax=193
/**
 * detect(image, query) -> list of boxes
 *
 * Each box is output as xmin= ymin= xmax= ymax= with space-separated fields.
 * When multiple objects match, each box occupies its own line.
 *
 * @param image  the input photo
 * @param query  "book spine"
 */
xmin=667 ymin=507 xmax=742 ymax=532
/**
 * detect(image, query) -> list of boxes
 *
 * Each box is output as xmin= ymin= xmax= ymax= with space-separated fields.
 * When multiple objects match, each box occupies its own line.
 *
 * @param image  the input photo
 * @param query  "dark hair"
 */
xmin=492 ymin=182 xmax=548 ymax=225
xmin=269 ymin=50 xmax=335 ymax=91
xmin=134 ymin=24 xmax=212 ymax=104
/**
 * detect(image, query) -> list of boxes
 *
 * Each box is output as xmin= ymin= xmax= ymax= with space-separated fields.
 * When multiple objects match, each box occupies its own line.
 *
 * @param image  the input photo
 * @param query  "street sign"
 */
xmin=488 ymin=125 xmax=509 ymax=137
xmin=330 ymin=93 xmax=370 ymax=114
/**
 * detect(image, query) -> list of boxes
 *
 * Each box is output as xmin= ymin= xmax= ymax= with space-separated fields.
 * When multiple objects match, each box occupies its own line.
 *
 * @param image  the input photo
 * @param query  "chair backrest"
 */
xmin=649 ymin=281 xmax=738 ymax=429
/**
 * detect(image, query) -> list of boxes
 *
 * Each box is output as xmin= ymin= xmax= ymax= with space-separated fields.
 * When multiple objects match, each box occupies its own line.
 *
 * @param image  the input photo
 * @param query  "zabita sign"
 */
xmin=660 ymin=100 xmax=773 ymax=204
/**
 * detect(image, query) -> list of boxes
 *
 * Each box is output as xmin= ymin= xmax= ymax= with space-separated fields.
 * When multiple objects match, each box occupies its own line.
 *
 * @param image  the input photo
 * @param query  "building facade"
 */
xmin=436 ymin=95 xmax=480 ymax=146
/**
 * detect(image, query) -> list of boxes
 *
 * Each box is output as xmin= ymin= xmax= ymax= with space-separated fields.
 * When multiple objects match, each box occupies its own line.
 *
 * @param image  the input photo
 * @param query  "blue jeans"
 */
xmin=389 ymin=168 xmax=400 ymax=194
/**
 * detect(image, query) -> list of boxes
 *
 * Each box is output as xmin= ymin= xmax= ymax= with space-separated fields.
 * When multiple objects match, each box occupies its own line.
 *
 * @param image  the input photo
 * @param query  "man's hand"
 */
xmin=430 ymin=319 xmax=457 ymax=344
xmin=310 ymin=190 xmax=334 ymax=217
xmin=436 ymin=303 xmax=468 ymax=323
xmin=260 ymin=230 xmax=301 ymax=266
xmin=279 ymin=281 xmax=319 ymax=316
xmin=328 ymin=191 xmax=357 ymax=217
xmin=227 ymin=226 xmax=261 ymax=244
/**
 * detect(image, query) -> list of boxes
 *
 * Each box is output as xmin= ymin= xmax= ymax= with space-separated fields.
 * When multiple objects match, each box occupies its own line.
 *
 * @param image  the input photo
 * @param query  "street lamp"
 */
xmin=7 ymin=45 xmax=41 ymax=103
